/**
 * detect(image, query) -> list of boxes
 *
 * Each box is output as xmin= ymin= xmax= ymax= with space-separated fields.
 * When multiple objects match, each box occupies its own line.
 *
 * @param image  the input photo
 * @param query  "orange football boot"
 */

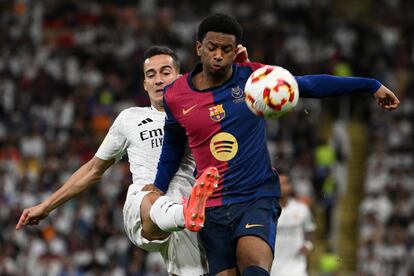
xmin=184 ymin=167 xmax=219 ymax=232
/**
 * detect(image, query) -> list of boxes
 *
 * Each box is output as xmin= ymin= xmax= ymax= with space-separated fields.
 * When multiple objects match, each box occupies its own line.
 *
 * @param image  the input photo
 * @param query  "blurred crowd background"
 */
xmin=1 ymin=0 xmax=413 ymax=275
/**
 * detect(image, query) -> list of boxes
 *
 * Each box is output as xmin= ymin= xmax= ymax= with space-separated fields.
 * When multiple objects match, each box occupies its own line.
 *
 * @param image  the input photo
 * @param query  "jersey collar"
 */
xmin=150 ymin=106 xmax=165 ymax=113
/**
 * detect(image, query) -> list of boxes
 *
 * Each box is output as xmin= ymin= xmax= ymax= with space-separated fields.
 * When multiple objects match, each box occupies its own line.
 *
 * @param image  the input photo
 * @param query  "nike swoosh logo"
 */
xmin=245 ymin=223 xmax=265 ymax=229
xmin=182 ymin=104 xmax=198 ymax=115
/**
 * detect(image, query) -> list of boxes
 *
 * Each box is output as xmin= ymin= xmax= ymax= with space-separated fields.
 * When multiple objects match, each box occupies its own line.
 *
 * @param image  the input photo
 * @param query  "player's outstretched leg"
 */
xmin=149 ymin=167 xmax=219 ymax=233
xmin=184 ymin=167 xmax=219 ymax=232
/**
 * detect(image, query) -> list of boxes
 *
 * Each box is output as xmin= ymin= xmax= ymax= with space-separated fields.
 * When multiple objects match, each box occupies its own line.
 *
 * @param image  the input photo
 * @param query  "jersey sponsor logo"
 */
xmin=140 ymin=128 xmax=163 ymax=148
xmin=245 ymin=223 xmax=265 ymax=229
xmin=182 ymin=104 xmax=198 ymax=115
xmin=138 ymin=118 xmax=153 ymax=126
xmin=140 ymin=128 xmax=163 ymax=140
xmin=210 ymin=132 xmax=238 ymax=161
xmin=231 ymin=86 xmax=245 ymax=104
xmin=209 ymin=104 xmax=225 ymax=122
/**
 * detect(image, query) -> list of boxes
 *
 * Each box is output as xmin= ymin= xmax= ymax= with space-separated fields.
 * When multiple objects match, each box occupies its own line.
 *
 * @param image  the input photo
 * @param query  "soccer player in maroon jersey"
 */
xmin=151 ymin=14 xmax=399 ymax=276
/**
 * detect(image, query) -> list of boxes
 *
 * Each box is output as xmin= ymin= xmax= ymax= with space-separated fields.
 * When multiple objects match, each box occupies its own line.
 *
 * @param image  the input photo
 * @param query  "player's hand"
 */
xmin=235 ymin=44 xmax=250 ymax=63
xmin=16 ymin=203 xmax=50 ymax=230
xmin=141 ymin=184 xmax=164 ymax=195
xmin=373 ymin=85 xmax=400 ymax=110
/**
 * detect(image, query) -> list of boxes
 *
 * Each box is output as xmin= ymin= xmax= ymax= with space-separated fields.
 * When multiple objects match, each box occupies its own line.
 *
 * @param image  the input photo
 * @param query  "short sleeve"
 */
xmin=95 ymin=111 xmax=129 ymax=162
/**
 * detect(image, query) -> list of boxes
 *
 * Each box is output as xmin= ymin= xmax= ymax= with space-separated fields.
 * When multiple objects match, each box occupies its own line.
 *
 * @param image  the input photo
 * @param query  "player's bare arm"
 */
xmin=373 ymin=85 xmax=400 ymax=110
xmin=16 ymin=156 xmax=114 ymax=230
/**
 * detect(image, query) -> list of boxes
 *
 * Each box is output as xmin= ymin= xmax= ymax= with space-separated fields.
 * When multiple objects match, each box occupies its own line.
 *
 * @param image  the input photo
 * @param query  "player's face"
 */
xmin=280 ymin=174 xmax=293 ymax=197
xmin=196 ymin=31 xmax=237 ymax=76
xmin=143 ymin=54 xmax=179 ymax=108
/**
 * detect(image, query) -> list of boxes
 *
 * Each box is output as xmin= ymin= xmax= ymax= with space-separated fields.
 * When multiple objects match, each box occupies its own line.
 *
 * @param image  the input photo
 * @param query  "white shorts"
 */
xmin=123 ymin=191 xmax=208 ymax=275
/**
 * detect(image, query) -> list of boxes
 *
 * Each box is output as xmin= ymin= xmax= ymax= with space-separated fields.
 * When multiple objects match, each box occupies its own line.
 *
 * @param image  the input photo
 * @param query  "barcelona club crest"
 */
xmin=209 ymin=104 xmax=226 ymax=122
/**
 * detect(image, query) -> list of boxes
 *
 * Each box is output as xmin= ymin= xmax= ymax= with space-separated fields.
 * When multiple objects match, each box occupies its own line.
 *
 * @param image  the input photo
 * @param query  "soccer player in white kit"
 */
xmin=15 ymin=46 xmax=229 ymax=276
xmin=271 ymin=172 xmax=316 ymax=276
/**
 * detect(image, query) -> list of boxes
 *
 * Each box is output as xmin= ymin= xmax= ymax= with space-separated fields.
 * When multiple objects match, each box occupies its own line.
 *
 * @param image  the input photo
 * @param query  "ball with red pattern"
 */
xmin=244 ymin=65 xmax=299 ymax=119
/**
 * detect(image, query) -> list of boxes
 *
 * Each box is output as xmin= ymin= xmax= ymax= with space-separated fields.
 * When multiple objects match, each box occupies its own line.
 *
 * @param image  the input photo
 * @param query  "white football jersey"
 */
xmin=271 ymin=199 xmax=316 ymax=276
xmin=95 ymin=106 xmax=195 ymax=202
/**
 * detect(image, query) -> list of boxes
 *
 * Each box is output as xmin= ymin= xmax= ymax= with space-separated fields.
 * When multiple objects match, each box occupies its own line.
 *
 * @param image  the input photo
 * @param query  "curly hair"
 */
xmin=197 ymin=13 xmax=243 ymax=43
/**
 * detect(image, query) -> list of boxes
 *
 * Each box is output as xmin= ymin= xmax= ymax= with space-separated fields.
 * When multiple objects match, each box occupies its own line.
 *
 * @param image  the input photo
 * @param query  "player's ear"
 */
xmin=143 ymin=79 xmax=149 ymax=92
xmin=196 ymin=41 xmax=202 ymax=57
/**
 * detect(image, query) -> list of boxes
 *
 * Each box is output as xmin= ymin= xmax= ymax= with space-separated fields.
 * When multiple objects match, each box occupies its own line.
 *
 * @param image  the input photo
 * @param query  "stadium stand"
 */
xmin=1 ymin=1 xmax=412 ymax=275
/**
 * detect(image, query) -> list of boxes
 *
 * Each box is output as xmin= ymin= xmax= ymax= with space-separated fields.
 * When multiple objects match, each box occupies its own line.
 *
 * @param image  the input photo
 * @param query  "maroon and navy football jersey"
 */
xmin=160 ymin=62 xmax=278 ymax=207
xmin=154 ymin=62 xmax=381 ymax=207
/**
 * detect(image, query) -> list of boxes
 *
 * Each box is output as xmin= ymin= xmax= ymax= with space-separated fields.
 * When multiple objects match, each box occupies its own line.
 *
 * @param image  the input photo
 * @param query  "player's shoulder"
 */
xmin=118 ymin=106 xmax=148 ymax=116
xmin=289 ymin=198 xmax=310 ymax=211
xmin=163 ymin=74 xmax=191 ymax=106
xmin=164 ymin=74 xmax=188 ymax=94
xmin=117 ymin=106 xmax=163 ymax=120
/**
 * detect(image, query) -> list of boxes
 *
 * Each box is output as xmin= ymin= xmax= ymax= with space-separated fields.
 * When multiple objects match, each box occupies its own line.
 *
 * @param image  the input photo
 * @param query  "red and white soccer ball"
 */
xmin=244 ymin=65 xmax=299 ymax=119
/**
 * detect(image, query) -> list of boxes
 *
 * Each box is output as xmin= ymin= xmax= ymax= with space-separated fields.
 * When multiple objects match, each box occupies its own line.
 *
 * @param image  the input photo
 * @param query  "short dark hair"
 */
xmin=143 ymin=46 xmax=180 ymax=71
xmin=197 ymin=14 xmax=242 ymax=43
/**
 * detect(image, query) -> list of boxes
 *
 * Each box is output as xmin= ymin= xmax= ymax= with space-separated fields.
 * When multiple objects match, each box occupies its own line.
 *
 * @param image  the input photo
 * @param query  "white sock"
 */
xmin=149 ymin=196 xmax=185 ymax=232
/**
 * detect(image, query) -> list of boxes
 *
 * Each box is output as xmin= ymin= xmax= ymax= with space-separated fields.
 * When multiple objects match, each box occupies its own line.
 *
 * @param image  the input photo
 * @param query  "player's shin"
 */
xmin=149 ymin=196 xmax=185 ymax=231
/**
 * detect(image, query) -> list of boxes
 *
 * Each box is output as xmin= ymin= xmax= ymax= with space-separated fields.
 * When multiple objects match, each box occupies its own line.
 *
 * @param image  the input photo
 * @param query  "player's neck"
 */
xmin=193 ymin=67 xmax=233 ymax=90
xmin=151 ymin=102 xmax=164 ymax=112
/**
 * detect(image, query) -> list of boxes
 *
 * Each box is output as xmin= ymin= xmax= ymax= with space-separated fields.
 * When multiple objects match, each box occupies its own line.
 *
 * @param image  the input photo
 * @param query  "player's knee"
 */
xmin=236 ymin=236 xmax=273 ymax=270
xmin=143 ymin=191 xmax=160 ymax=206
xmin=141 ymin=192 xmax=160 ymax=223
xmin=242 ymin=265 xmax=269 ymax=276
xmin=237 ymin=252 xmax=272 ymax=273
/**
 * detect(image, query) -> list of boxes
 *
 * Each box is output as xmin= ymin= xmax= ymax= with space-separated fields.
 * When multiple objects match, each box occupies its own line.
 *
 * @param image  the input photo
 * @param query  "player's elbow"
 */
xmin=88 ymin=166 xmax=106 ymax=184
xmin=88 ymin=169 xmax=104 ymax=184
xmin=86 ymin=157 xmax=112 ymax=184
